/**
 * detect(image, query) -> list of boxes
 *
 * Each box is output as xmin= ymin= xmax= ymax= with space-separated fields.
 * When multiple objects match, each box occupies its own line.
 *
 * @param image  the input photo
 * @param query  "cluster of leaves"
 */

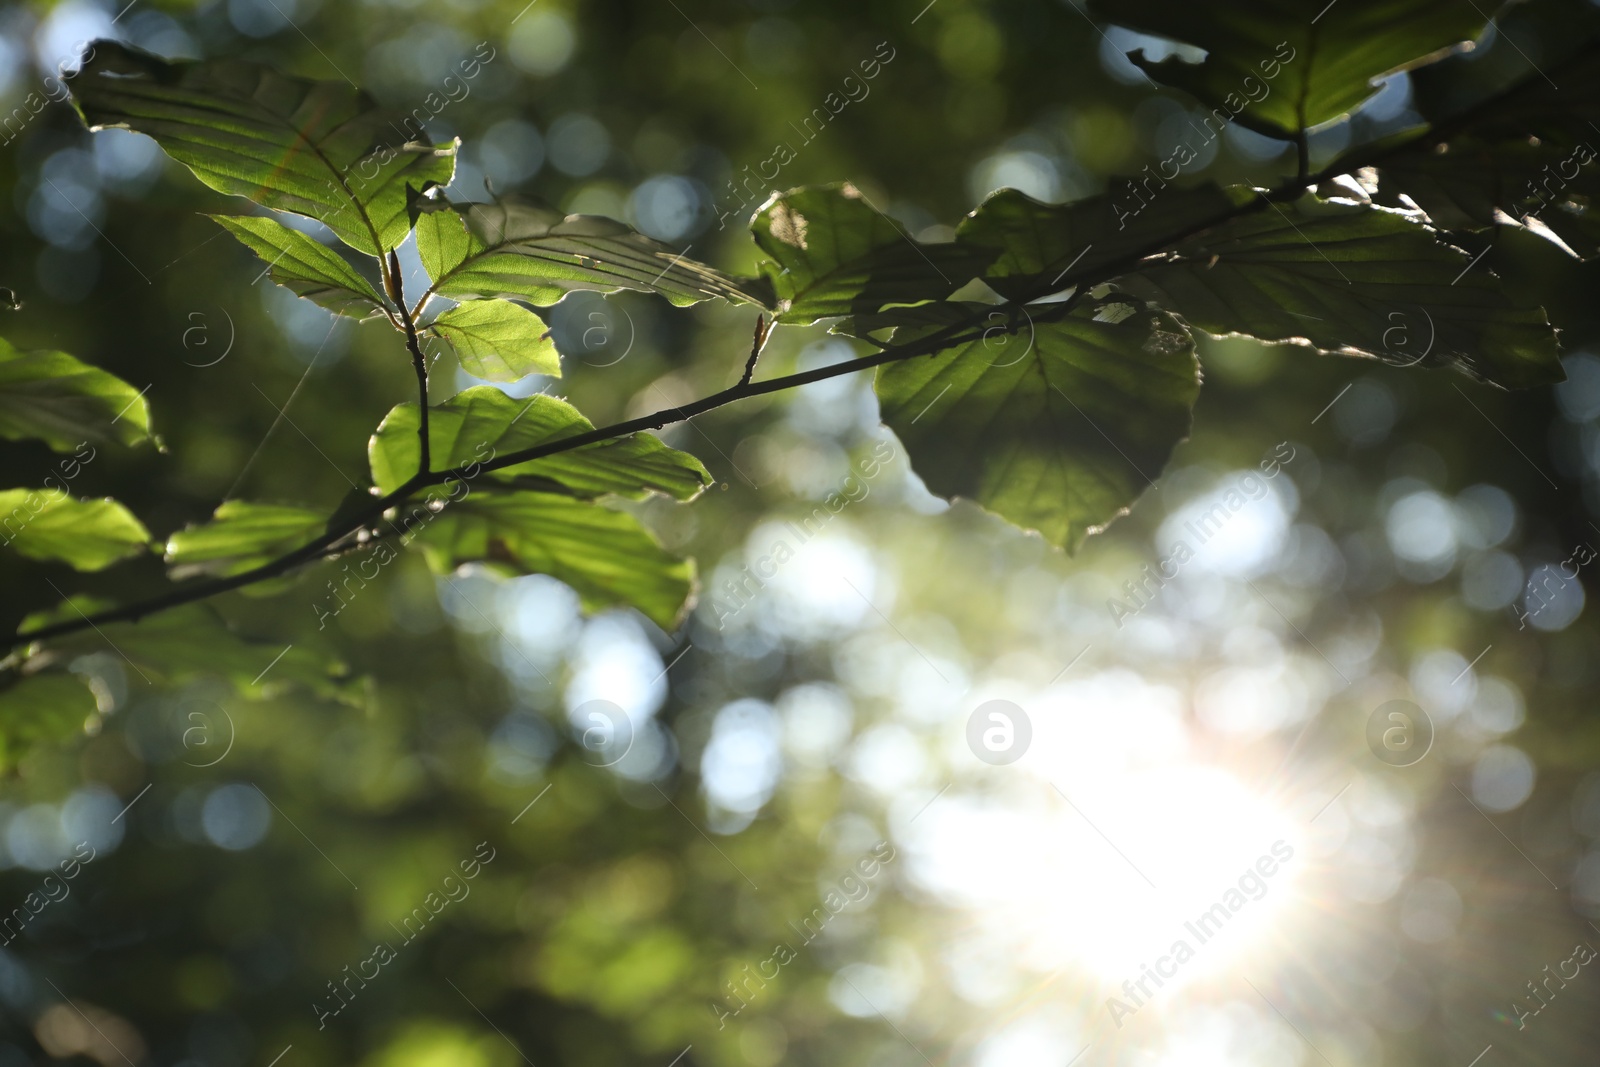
xmin=55 ymin=41 xmax=749 ymax=627
xmin=1 ymin=2 xmax=1597 ymax=761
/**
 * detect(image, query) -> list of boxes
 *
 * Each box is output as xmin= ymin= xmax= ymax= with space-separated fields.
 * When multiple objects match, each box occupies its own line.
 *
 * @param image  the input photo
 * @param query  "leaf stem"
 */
xmin=7 ymin=44 xmax=1594 ymax=653
xmin=1294 ymin=27 xmax=1316 ymax=184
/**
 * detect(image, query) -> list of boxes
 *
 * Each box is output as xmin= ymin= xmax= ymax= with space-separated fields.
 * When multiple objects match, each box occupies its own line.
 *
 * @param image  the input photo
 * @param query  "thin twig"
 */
xmin=740 ymin=315 xmax=770 ymax=387
xmin=389 ymin=248 xmax=431 ymax=476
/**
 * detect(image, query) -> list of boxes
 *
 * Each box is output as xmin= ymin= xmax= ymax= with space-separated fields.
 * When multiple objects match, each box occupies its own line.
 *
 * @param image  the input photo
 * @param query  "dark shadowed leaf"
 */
xmin=22 ymin=603 xmax=350 ymax=700
xmin=16 ymin=595 xmax=117 ymax=636
xmin=832 ymin=300 xmax=995 ymax=340
xmin=1353 ymin=51 xmax=1600 ymax=259
xmin=1118 ymin=195 xmax=1562 ymax=389
xmin=955 ymin=183 xmax=1250 ymax=300
xmin=751 ymin=184 xmax=995 ymax=324
xmin=877 ymin=300 xmax=1199 ymax=552
xmin=0 ymin=337 xmax=151 ymax=451
xmin=1089 ymin=0 xmax=1502 ymax=138
xmin=0 ymin=674 xmax=98 ymax=772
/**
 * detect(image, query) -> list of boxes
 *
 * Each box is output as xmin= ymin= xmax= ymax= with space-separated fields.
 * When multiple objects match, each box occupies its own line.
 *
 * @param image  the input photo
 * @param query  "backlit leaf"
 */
xmin=67 ymin=40 xmax=456 ymax=256
xmin=164 ymin=501 xmax=329 ymax=579
xmin=429 ymin=300 xmax=560 ymax=382
xmin=0 ymin=489 xmax=150 ymax=571
xmin=369 ymin=387 xmax=710 ymax=501
xmin=211 ymin=215 xmax=388 ymax=317
xmin=416 ymin=200 xmax=766 ymax=308
xmin=405 ymin=490 xmax=696 ymax=629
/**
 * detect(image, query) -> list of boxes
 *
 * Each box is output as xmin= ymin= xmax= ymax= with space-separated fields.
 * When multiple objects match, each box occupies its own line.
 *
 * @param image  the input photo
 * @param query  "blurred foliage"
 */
xmin=2 ymin=2 xmax=1600 ymax=1067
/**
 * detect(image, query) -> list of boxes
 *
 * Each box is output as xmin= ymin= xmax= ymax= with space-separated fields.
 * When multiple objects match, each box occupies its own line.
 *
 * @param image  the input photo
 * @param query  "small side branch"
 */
xmin=389 ymin=249 xmax=432 ymax=476
xmin=740 ymin=315 xmax=771 ymax=387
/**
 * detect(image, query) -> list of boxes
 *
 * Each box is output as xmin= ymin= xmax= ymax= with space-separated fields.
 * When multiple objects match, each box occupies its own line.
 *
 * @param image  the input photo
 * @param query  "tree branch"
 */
xmin=5 ymin=321 xmax=994 ymax=648
xmin=7 ymin=45 xmax=1592 ymax=653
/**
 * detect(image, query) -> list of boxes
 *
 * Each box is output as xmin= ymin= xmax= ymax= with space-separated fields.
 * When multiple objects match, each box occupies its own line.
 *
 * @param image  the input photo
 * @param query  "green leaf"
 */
xmin=1089 ymin=0 xmax=1502 ymax=137
xmin=14 ymin=598 xmax=345 ymax=703
xmin=750 ymin=184 xmax=995 ymax=324
xmin=429 ymin=300 xmax=560 ymax=382
xmin=0 ymin=336 xmax=151 ymax=450
xmin=369 ymin=386 xmax=711 ymax=501
xmin=955 ymin=183 xmax=1250 ymax=300
xmin=1117 ymin=195 xmax=1562 ymax=389
xmin=0 ymin=489 xmax=150 ymax=571
xmin=16 ymin=595 xmax=118 ymax=636
xmin=876 ymin=300 xmax=1199 ymax=552
xmin=67 ymin=40 xmax=457 ymax=256
xmin=416 ymin=200 xmax=767 ymax=308
xmin=164 ymin=501 xmax=329 ymax=579
xmin=22 ymin=604 xmax=350 ymax=699
xmin=0 ymin=674 xmax=98 ymax=772
xmin=211 ymin=215 xmax=388 ymax=317
xmin=405 ymin=490 xmax=696 ymax=629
